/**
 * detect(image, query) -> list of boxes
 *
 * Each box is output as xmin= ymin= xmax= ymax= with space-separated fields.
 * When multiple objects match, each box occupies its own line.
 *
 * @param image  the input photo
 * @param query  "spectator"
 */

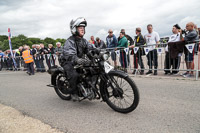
xmin=129 ymin=27 xmax=145 ymax=75
xmin=22 ymin=46 xmax=34 ymax=75
xmin=191 ymin=24 xmax=200 ymax=76
xmin=118 ymin=32 xmax=128 ymax=69
xmin=118 ymin=29 xmax=134 ymax=66
xmin=54 ymin=42 xmax=63 ymax=57
xmin=181 ymin=22 xmax=199 ymax=77
xmin=164 ymin=24 xmax=181 ymax=75
xmin=118 ymin=29 xmax=134 ymax=46
xmin=89 ymin=36 xmax=96 ymax=47
xmin=95 ymin=37 xmax=106 ymax=49
xmin=35 ymin=44 xmax=42 ymax=72
xmin=47 ymin=44 xmax=55 ymax=68
xmin=0 ymin=50 xmax=4 ymax=71
xmin=7 ymin=50 xmax=13 ymax=70
xmin=39 ymin=44 xmax=47 ymax=72
xmin=106 ymin=29 xmax=118 ymax=67
xmin=144 ymin=24 xmax=160 ymax=75
xmin=31 ymin=44 xmax=37 ymax=55
xmin=18 ymin=46 xmax=24 ymax=68
xmin=3 ymin=50 xmax=9 ymax=70
xmin=12 ymin=50 xmax=20 ymax=70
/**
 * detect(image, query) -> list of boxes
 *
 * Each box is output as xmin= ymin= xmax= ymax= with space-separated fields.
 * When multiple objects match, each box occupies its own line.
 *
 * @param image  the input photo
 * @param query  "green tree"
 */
xmin=55 ymin=38 xmax=66 ymax=46
xmin=27 ymin=37 xmax=42 ymax=45
xmin=44 ymin=37 xmax=56 ymax=47
xmin=0 ymin=35 xmax=8 ymax=42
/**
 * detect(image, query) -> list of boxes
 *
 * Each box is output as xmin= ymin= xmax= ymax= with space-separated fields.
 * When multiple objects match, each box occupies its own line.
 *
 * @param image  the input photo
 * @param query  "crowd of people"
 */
xmin=0 ymin=22 xmax=200 ymax=78
xmin=0 ymin=42 xmax=63 ymax=75
xmin=87 ymin=22 xmax=200 ymax=77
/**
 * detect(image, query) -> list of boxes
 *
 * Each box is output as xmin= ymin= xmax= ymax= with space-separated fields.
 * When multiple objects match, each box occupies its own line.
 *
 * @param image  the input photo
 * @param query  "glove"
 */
xmin=94 ymin=48 xmax=100 ymax=54
xmin=76 ymin=58 xmax=91 ymax=65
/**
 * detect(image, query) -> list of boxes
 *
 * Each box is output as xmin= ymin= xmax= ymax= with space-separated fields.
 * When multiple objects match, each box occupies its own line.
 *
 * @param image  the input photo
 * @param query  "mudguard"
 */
xmin=50 ymin=67 xmax=64 ymax=86
xmin=108 ymin=70 xmax=129 ymax=78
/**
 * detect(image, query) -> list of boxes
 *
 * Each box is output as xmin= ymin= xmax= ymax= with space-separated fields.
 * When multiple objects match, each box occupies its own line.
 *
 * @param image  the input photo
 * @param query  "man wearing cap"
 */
xmin=164 ymin=24 xmax=181 ymax=75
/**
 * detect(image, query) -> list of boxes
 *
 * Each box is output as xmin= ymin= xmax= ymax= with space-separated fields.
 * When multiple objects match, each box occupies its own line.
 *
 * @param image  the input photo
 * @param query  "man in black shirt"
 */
xmin=129 ymin=28 xmax=145 ymax=75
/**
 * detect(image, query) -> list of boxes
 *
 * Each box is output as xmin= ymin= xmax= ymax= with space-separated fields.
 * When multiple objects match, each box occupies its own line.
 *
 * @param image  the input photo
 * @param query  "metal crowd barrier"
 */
xmin=0 ymin=41 xmax=199 ymax=80
xmin=0 ymin=54 xmax=58 ymax=72
xmin=107 ymin=40 xmax=200 ymax=80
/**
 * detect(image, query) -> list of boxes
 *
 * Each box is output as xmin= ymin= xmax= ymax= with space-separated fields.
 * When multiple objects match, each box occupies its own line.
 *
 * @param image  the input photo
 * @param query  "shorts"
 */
xmin=110 ymin=50 xmax=116 ymax=61
xmin=185 ymin=52 xmax=194 ymax=62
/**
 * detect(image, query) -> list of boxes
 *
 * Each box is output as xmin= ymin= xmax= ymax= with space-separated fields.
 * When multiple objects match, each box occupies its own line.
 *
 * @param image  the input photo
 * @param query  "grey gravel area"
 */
xmin=0 ymin=71 xmax=200 ymax=133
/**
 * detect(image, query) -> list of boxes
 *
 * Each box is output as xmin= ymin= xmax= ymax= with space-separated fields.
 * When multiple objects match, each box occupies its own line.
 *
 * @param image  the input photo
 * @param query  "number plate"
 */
xmin=104 ymin=61 xmax=114 ymax=73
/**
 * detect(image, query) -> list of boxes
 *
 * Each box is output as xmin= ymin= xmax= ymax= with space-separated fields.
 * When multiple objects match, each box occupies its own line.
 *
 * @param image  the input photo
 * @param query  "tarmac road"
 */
xmin=0 ymin=71 xmax=200 ymax=133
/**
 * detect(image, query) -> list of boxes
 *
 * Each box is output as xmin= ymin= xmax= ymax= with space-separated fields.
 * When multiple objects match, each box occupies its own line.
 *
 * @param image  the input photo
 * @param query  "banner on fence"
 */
xmin=144 ymin=47 xmax=150 ymax=55
xmin=115 ymin=50 xmax=120 ymax=57
xmin=124 ymin=48 xmax=129 ymax=55
xmin=134 ymin=47 xmax=139 ymax=54
xmin=185 ymin=43 xmax=195 ymax=53
xmin=157 ymin=48 xmax=163 ymax=54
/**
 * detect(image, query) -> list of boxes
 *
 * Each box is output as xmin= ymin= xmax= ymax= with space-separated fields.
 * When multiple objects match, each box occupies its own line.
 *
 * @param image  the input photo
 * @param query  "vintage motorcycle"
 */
xmin=47 ymin=50 xmax=139 ymax=113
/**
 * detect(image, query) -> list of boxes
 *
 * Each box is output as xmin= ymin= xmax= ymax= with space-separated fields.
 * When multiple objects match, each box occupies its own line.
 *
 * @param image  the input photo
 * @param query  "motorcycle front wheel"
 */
xmin=101 ymin=71 xmax=140 ymax=113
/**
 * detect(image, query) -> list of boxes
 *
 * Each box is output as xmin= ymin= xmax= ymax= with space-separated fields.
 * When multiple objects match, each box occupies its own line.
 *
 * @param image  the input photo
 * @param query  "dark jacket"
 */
xmin=48 ymin=47 xmax=55 ymax=54
xmin=131 ymin=33 xmax=145 ymax=55
xmin=62 ymin=35 xmax=94 ymax=65
xmin=106 ymin=34 xmax=118 ymax=48
xmin=135 ymin=33 xmax=145 ymax=46
xmin=31 ymin=48 xmax=37 ymax=55
xmin=168 ymin=41 xmax=185 ymax=59
xmin=95 ymin=40 xmax=106 ymax=49
xmin=54 ymin=46 xmax=63 ymax=55
xmin=39 ymin=47 xmax=48 ymax=60
xmin=184 ymin=30 xmax=198 ymax=54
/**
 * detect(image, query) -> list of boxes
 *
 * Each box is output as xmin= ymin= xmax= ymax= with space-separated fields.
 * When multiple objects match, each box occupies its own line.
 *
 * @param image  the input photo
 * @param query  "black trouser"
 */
xmin=146 ymin=49 xmax=158 ymax=70
xmin=133 ymin=50 xmax=144 ymax=71
xmin=8 ymin=58 xmax=13 ymax=70
xmin=15 ymin=58 xmax=20 ymax=69
xmin=164 ymin=52 xmax=180 ymax=74
xmin=119 ymin=51 xmax=128 ymax=68
xmin=35 ymin=59 xmax=41 ymax=72
xmin=46 ymin=55 xmax=56 ymax=69
xmin=27 ymin=62 xmax=34 ymax=75
xmin=39 ymin=59 xmax=46 ymax=72
xmin=63 ymin=62 xmax=79 ymax=94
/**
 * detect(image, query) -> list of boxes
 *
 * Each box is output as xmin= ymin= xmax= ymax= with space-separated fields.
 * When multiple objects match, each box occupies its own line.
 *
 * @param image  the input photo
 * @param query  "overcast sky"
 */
xmin=0 ymin=0 xmax=200 ymax=41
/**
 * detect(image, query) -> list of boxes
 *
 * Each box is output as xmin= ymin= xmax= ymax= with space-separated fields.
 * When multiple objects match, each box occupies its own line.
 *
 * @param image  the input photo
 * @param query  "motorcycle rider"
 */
xmin=61 ymin=17 xmax=97 ymax=101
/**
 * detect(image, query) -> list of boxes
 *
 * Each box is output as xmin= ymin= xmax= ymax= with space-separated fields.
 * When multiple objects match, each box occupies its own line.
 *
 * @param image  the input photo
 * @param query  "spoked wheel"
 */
xmin=102 ymin=71 xmax=139 ymax=113
xmin=54 ymin=73 xmax=71 ymax=100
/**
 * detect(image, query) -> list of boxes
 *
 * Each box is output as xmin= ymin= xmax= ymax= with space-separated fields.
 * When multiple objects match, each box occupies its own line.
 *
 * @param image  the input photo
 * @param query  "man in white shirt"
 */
xmin=144 ymin=24 xmax=160 ymax=75
xmin=164 ymin=24 xmax=181 ymax=75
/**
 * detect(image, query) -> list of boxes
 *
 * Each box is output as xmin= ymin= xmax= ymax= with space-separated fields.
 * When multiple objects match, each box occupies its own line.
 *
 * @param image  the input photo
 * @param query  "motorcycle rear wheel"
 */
xmin=54 ymin=73 xmax=71 ymax=100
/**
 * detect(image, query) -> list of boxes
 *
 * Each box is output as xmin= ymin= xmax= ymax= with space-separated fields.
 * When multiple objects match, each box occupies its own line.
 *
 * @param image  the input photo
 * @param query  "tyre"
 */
xmin=54 ymin=72 xmax=71 ymax=100
xmin=101 ymin=71 xmax=139 ymax=113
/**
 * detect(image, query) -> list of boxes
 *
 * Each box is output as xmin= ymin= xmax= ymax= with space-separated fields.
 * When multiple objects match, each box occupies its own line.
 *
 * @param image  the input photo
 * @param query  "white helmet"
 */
xmin=70 ymin=17 xmax=87 ymax=36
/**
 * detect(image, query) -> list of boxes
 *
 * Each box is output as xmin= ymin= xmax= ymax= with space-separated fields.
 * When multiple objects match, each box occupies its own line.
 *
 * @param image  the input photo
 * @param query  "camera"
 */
xmin=181 ymin=29 xmax=187 ymax=35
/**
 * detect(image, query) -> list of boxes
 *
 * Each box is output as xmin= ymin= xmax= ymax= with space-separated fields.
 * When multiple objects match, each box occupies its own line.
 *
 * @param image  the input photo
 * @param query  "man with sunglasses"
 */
xmin=106 ymin=29 xmax=118 ymax=67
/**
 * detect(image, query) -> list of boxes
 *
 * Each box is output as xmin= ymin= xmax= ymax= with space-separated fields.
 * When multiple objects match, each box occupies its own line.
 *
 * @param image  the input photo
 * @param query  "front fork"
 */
xmin=100 ymin=73 xmax=124 ymax=100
